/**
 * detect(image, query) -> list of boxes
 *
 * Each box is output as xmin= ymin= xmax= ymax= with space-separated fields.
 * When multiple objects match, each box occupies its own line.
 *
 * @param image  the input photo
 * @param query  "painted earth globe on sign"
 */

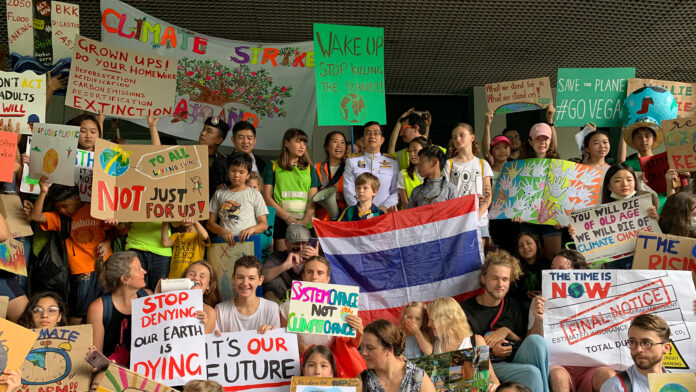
xmin=659 ymin=384 xmax=689 ymax=392
xmin=99 ymin=146 xmax=131 ymax=177
xmin=339 ymin=93 xmax=367 ymax=123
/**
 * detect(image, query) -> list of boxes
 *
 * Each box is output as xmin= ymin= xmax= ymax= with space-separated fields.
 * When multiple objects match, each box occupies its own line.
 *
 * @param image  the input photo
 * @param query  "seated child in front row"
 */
xmin=399 ymin=301 xmax=434 ymax=359
xmin=337 ymin=173 xmax=384 ymax=222
xmin=408 ymin=145 xmax=458 ymax=208
xmin=207 ymin=152 xmax=269 ymax=246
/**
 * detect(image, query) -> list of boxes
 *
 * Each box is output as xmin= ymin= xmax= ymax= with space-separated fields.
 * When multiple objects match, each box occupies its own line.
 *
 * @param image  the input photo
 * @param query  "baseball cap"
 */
xmin=529 ymin=123 xmax=552 ymax=139
xmin=286 ymin=223 xmax=311 ymax=243
xmin=490 ymin=135 xmax=511 ymax=147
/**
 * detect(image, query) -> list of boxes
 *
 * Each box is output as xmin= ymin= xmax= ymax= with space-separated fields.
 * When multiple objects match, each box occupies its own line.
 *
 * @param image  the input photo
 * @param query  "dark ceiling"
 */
xmin=4 ymin=0 xmax=696 ymax=94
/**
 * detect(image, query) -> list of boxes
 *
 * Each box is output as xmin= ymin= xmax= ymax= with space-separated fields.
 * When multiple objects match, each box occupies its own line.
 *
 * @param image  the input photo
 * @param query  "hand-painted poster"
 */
xmin=0 ymin=131 xmax=18 ymax=182
xmin=19 ymin=325 xmax=93 ymax=392
xmin=66 ymin=36 xmax=178 ymax=119
xmin=0 ymin=194 xmax=33 ymax=238
xmin=51 ymin=2 xmax=79 ymax=61
xmin=485 ymin=77 xmax=553 ymax=115
xmin=413 ymin=346 xmax=490 ymax=391
xmin=287 ymin=281 xmax=359 ymax=337
xmin=628 ymin=78 xmax=696 ymax=118
xmin=19 ymin=136 xmax=39 ymax=194
xmin=290 ymin=377 xmax=360 ymax=392
xmin=0 ymin=317 xmax=38 ymax=371
xmin=91 ymin=139 xmax=209 ymax=222
xmin=100 ymin=0 xmax=316 ymax=150
xmin=0 ymin=70 xmax=46 ymax=134
xmin=542 ymin=270 xmax=696 ymax=371
xmin=648 ymin=373 xmax=696 ymax=392
xmin=313 ymin=23 xmax=385 ymax=126
xmin=28 ymin=123 xmax=79 ymax=186
xmin=0 ymin=237 xmax=27 ymax=276
xmin=206 ymin=329 xmax=300 ymax=392
xmin=489 ymin=159 xmax=602 ymax=226
xmin=570 ymin=194 xmax=661 ymax=263
xmin=640 ymin=152 xmax=669 ymax=194
xmin=206 ymin=236 xmax=260 ymax=301
xmin=633 ymin=231 xmax=696 ymax=286
xmin=97 ymin=364 xmax=177 ymax=392
xmin=131 ymin=290 xmax=205 ymax=386
xmin=6 ymin=1 xmax=33 ymax=57
xmin=662 ymin=116 xmax=696 ymax=173
xmin=74 ymin=149 xmax=93 ymax=202
xmin=555 ymin=68 xmax=635 ymax=127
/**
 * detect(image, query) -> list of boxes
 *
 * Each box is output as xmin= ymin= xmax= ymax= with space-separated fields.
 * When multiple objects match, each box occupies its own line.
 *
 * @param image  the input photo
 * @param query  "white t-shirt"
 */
xmin=433 ymin=336 xmax=475 ymax=354
xmin=280 ymin=301 xmax=334 ymax=348
xmin=210 ymin=187 xmax=268 ymax=234
xmin=600 ymin=365 xmax=656 ymax=392
xmin=215 ymin=298 xmax=280 ymax=332
xmin=442 ymin=157 xmax=493 ymax=225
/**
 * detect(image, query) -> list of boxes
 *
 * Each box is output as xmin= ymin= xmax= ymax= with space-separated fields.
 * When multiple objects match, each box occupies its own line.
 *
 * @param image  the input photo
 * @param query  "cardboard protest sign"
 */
xmin=28 ymin=123 xmax=80 ymax=186
xmin=633 ymin=232 xmax=696 ymax=286
xmin=287 ymin=281 xmax=359 ymax=338
xmin=555 ymin=68 xmax=635 ymax=127
xmin=0 ymin=131 xmax=17 ymax=182
xmin=542 ymin=269 xmax=696 ymax=371
xmin=207 ymin=236 xmax=260 ymax=300
xmin=649 ymin=373 xmax=696 ymax=392
xmin=0 ymin=297 xmax=7 ymax=319
xmin=32 ymin=0 xmax=52 ymax=65
xmin=0 ymin=237 xmax=26 ymax=276
xmin=51 ymin=2 xmax=79 ymax=61
xmin=6 ymin=1 xmax=33 ymax=57
xmin=0 ymin=317 xmax=38 ymax=371
xmin=207 ymin=329 xmax=300 ymax=391
xmin=570 ymin=194 xmax=661 ymax=263
xmin=640 ymin=151 xmax=669 ymax=194
xmin=290 ymin=377 xmax=360 ymax=392
xmin=628 ymin=78 xmax=696 ymax=118
xmin=19 ymin=325 xmax=93 ymax=392
xmin=485 ymin=77 xmax=553 ymax=115
xmin=97 ymin=364 xmax=177 ymax=392
xmin=0 ymin=71 xmax=46 ymax=134
xmin=19 ymin=137 xmax=38 ymax=195
xmin=131 ymin=290 xmax=205 ymax=386
xmin=313 ymin=23 xmax=385 ymax=126
xmin=91 ymin=139 xmax=209 ymax=222
xmin=413 ymin=346 xmax=490 ymax=391
xmin=662 ymin=116 xmax=696 ymax=173
xmin=489 ymin=159 xmax=602 ymax=226
xmin=74 ymin=149 xmax=93 ymax=202
xmin=66 ymin=35 xmax=177 ymax=119
xmin=0 ymin=194 xmax=33 ymax=238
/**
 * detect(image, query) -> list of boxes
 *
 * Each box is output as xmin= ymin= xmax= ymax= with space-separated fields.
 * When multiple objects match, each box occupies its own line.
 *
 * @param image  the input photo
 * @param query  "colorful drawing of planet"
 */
xmin=99 ymin=146 xmax=131 ymax=177
xmin=42 ymin=149 xmax=59 ymax=174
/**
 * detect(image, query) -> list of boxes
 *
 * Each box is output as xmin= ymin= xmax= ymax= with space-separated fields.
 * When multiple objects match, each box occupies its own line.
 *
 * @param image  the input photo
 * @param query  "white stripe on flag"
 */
xmin=321 ymin=211 xmax=480 ymax=255
xmin=358 ymin=269 xmax=482 ymax=311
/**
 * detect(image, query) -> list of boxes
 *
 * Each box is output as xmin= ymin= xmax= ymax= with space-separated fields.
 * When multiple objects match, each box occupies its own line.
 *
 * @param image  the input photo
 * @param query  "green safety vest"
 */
xmin=396 ymin=145 xmax=448 ymax=171
xmin=272 ymin=161 xmax=311 ymax=220
xmin=402 ymin=169 xmax=422 ymax=198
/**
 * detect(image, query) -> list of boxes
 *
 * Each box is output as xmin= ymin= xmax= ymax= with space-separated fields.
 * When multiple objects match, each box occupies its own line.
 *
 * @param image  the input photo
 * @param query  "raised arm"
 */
xmin=388 ymin=107 xmax=414 ymax=154
xmin=546 ymin=105 xmax=558 ymax=151
xmin=483 ymin=109 xmax=494 ymax=163
xmin=148 ymin=115 xmax=161 ymax=146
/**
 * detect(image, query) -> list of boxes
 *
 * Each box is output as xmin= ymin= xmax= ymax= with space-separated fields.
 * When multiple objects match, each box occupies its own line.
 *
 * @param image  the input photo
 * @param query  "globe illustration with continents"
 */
xmin=99 ymin=146 xmax=131 ymax=177
xmin=339 ymin=93 xmax=367 ymax=123
xmin=568 ymin=282 xmax=585 ymax=299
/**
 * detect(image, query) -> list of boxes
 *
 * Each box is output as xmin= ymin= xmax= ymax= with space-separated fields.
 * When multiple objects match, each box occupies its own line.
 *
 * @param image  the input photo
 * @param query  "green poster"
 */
xmin=313 ymin=23 xmax=385 ymax=126
xmin=555 ymin=68 xmax=636 ymax=127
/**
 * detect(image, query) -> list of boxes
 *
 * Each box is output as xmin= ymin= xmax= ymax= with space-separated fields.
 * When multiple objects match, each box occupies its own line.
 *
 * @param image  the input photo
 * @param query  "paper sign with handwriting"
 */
xmin=287 ymin=281 xmax=359 ymax=337
xmin=486 ymin=77 xmax=552 ymax=115
xmin=0 ymin=70 xmax=46 ymax=134
xmin=633 ymin=231 xmax=696 ymax=287
xmin=0 ymin=131 xmax=17 ymax=182
xmin=662 ymin=116 xmax=696 ymax=173
xmin=28 ymin=123 xmax=80 ymax=186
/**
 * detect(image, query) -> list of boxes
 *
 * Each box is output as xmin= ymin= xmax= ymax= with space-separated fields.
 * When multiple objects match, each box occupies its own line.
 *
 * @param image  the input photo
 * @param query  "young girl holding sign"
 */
xmin=581 ymin=130 xmax=611 ymax=174
xmin=262 ymin=129 xmax=319 ymax=251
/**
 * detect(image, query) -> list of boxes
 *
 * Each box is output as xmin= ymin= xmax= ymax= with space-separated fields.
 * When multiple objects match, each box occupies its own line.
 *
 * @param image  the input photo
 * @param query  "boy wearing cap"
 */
xmin=261 ymin=223 xmax=319 ymax=303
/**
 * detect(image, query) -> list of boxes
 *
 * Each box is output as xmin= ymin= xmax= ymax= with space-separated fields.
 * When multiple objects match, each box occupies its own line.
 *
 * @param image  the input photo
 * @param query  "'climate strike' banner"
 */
xmin=0 ymin=70 xmax=46 ymax=134
xmin=662 ymin=116 xmax=696 ymax=173
xmin=570 ymin=194 xmax=661 ymax=263
xmin=542 ymin=269 xmax=696 ymax=371
xmin=91 ymin=139 xmax=209 ymax=222
xmin=206 ymin=329 xmax=300 ymax=392
xmin=485 ymin=77 xmax=553 ymax=115
xmin=313 ymin=23 xmax=385 ymax=126
xmin=66 ymin=35 xmax=178 ymax=119
xmin=287 ymin=281 xmax=359 ymax=338
xmin=100 ymin=0 xmax=316 ymax=150
xmin=633 ymin=232 xmax=696 ymax=287
xmin=555 ymin=68 xmax=635 ymax=127
xmin=131 ymin=290 xmax=205 ymax=386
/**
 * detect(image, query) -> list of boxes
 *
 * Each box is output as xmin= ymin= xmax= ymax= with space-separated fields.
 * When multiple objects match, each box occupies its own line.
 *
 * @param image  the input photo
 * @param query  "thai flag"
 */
xmin=314 ymin=195 xmax=484 ymax=325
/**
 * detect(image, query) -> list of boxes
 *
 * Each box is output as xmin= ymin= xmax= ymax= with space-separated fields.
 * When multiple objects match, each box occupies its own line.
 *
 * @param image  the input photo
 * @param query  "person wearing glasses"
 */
xmin=600 ymin=314 xmax=672 ymax=392
xmin=17 ymin=291 xmax=68 ymax=329
xmin=344 ymin=122 xmax=399 ymax=213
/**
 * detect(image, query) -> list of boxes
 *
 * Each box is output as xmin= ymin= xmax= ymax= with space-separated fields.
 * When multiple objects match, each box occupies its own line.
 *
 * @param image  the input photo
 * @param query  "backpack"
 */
xmin=617 ymin=370 xmax=632 ymax=392
xmin=30 ymin=215 xmax=72 ymax=299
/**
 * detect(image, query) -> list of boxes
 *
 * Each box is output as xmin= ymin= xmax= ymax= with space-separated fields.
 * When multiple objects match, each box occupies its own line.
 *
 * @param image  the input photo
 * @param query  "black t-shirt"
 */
xmin=209 ymin=152 xmax=228 ymax=198
xmin=460 ymin=295 xmax=525 ymax=339
xmin=513 ymin=257 xmax=550 ymax=298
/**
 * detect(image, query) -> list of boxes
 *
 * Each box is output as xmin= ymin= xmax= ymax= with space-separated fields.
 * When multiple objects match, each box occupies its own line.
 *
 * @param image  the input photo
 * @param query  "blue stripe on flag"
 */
xmin=327 ymin=229 xmax=481 ymax=292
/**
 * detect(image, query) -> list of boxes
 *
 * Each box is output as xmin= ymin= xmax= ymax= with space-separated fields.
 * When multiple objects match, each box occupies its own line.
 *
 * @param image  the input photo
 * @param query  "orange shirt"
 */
xmin=41 ymin=204 xmax=112 ymax=275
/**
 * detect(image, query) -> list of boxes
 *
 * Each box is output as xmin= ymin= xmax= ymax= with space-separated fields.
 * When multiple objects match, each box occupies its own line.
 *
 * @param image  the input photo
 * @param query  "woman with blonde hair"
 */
xmin=427 ymin=297 xmax=500 ymax=391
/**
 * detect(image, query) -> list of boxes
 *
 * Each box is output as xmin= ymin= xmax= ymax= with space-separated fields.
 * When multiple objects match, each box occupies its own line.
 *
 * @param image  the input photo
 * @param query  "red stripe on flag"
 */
xmin=315 ymin=195 xmax=476 ymax=238
xmin=357 ymin=288 xmax=484 ymax=326
xmin=222 ymin=381 xmax=291 ymax=391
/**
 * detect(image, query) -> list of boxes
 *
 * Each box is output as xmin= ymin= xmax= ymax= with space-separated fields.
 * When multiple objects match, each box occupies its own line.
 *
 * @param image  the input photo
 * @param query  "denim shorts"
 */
xmin=69 ymin=272 xmax=104 ymax=318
